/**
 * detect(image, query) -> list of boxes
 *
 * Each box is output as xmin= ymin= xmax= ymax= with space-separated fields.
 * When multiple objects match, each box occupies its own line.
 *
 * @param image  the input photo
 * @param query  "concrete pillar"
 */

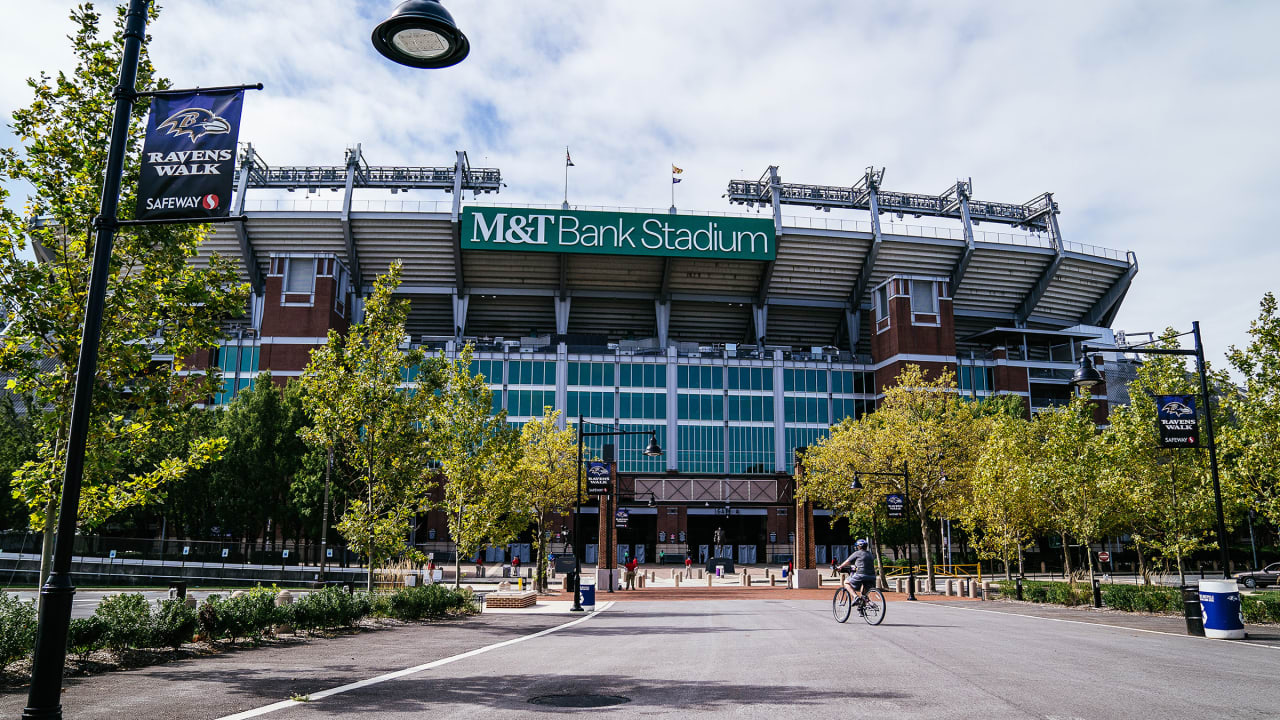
xmin=674 ymin=574 xmax=681 ymax=587
xmin=707 ymin=574 xmax=713 ymax=587
xmin=946 ymin=579 xmax=955 ymax=596
xmin=969 ymin=580 xmax=979 ymax=598
xmin=982 ymin=581 xmax=991 ymax=600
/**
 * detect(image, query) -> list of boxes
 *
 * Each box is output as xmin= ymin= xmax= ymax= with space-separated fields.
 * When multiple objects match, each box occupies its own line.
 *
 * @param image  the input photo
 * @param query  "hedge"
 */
xmin=1100 ymin=584 xmax=1181 ymax=614
xmin=1017 ymin=580 xmax=1092 ymax=606
xmin=0 ymin=584 xmax=478 ymax=670
xmin=1241 ymin=592 xmax=1280 ymax=625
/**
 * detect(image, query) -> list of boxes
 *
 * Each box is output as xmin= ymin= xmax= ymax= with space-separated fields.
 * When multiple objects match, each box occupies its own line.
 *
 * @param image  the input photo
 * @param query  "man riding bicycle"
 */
xmin=836 ymin=539 xmax=876 ymax=602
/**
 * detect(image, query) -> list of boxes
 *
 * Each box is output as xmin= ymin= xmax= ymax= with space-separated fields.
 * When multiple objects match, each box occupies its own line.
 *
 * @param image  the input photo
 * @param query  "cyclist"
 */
xmin=836 ymin=539 xmax=876 ymax=606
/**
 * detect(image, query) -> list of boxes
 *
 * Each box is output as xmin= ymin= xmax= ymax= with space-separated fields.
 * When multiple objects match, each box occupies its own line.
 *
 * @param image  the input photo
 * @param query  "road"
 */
xmin=1 ymin=596 xmax=1276 ymax=719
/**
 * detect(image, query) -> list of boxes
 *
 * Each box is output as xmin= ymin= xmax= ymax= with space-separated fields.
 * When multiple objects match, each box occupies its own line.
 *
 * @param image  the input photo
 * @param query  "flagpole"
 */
xmin=563 ymin=146 xmax=570 ymax=210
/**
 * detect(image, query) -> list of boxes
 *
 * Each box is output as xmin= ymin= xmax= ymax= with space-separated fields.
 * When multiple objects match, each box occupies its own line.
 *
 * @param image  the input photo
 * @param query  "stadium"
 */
xmin=196 ymin=144 xmax=1138 ymax=570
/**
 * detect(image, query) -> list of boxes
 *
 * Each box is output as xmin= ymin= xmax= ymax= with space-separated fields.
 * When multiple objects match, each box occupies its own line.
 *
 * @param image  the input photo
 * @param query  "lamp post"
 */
xmin=852 ymin=462 xmax=915 ymax=601
xmin=24 ymin=4 xmax=470 ymax=716
xmin=571 ymin=416 xmax=662 ymax=611
xmin=1072 ymin=321 xmax=1230 ymax=579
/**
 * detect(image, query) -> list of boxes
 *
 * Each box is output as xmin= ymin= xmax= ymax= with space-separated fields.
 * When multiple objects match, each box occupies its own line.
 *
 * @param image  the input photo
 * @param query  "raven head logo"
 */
xmin=1161 ymin=400 xmax=1194 ymax=417
xmin=157 ymin=107 xmax=231 ymax=143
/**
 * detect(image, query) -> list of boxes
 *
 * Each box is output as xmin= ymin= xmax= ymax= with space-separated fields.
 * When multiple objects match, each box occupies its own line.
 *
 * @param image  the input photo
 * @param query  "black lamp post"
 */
xmin=1073 ymin=321 xmax=1230 ymax=579
xmin=571 ymin=416 xmax=661 ymax=611
xmin=851 ymin=462 xmax=915 ymax=601
xmin=24 ymin=4 xmax=469 ymax=716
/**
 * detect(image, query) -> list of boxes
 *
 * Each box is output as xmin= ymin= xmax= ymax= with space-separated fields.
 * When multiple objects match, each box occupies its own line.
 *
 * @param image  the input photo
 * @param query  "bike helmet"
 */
xmin=855 ymin=539 xmax=868 ymax=548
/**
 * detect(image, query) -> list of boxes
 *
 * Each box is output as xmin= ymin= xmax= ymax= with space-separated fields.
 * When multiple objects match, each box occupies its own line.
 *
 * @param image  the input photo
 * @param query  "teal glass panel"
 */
xmin=728 ymin=426 xmax=775 ymax=474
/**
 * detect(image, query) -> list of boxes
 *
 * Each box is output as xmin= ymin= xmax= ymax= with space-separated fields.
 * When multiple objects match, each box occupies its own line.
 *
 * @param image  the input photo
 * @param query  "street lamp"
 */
xmin=372 ymin=0 xmax=470 ymax=68
xmin=571 ymin=416 xmax=662 ymax=611
xmin=24 ymin=4 xmax=470 ymax=716
xmin=850 ymin=463 xmax=915 ymax=600
xmin=1072 ymin=321 xmax=1230 ymax=579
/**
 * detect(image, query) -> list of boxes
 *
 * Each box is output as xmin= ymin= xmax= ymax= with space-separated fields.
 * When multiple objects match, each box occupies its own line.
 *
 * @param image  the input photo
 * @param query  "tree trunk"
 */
xmin=535 ymin=516 xmax=549 ymax=593
xmin=1061 ymin=533 xmax=1073 ymax=581
xmin=453 ymin=508 xmax=463 ymax=590
xmin=1004 ymin=540 xmax=1013 ymax=582
xmin=320 ymin=447 xmax=332 ymax=581
xmin=1017 ymin=545 xmax=1024 ymax=578
xmin=1085 ymin=539 xmax=1096 ymax=589
xmin=37 ymin=498 xmax=57 ymax=613
xmin=870 ymin=512 xmax=886 ymax=588
xmin=1135 ymin=536 xmax=1149 ymax=585
xmin=1175 ymin=550 xmax=1185 ymax=586
xmin=919 ymin=510 xmax=935 ymax=591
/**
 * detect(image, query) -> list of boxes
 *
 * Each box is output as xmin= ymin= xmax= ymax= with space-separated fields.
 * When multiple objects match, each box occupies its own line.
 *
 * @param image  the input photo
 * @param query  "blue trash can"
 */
xmin=580 ymin=579 xmax=596 ymax=608
xmin=1198 ymin=579 xmax=1246 ymax=639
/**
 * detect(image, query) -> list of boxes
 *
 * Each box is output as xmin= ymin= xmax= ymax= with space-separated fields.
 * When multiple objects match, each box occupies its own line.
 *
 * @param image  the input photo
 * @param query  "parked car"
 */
xmin=1235 ymin=562 xmax=1280 ymax=589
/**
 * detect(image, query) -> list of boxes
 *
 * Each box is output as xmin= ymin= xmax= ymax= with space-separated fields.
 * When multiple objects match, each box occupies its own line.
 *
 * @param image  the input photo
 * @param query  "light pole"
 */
xmin=852 ymin=461 xmax=915 ymax=601
xmin=24 ymin=4 xmax=470 ymax=716
xmin=571 ymin=417 xmax=661 ymax=611
xmin=1072 ymin=321 xmax=1231 ymax=579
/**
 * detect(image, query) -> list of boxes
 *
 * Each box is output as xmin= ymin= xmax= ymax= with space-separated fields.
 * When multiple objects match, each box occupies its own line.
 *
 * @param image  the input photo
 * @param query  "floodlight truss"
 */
xmin=237 ymin=144 xmax=502 ymax=194
xmin=727 ymin=167 xmax=1056 ymax=232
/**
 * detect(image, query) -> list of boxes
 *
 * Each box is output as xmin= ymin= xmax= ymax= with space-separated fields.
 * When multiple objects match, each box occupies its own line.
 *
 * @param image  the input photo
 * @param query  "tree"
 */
xmin=1024 ymin=393 xmax=1118 ymax=586
xmin=0 ymin=392 xmax=37 ymax=530
xmin=0 ymin=4 xmax=247 ymax=586
xmin=511 ymin=408 xmax=578 ymax=592
xmin=960 ymin=413 xmax=1039 ymax=580
xmin=300 ymin=263 xmax=435 ymax=591
xmin=428 ymin=344 xmax=520 ymax=588
xmin=1225 ymin=293 xmax=1280 ymax=528
xmin=871 ymin=365 xmax=989 ymax=589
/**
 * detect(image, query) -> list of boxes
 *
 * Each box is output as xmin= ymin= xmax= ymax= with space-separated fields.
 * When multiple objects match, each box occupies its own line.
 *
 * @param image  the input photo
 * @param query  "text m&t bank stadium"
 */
xmin=198 ymin=146 xmax=1137 ymax=568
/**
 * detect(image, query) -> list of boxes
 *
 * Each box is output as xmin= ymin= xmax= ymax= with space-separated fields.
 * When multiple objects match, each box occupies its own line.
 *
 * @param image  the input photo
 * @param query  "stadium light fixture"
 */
xmin=1070 ymin=354 xmax=1102 ymax=390
xmin=372 ymin=0 xmax=470 ymax=69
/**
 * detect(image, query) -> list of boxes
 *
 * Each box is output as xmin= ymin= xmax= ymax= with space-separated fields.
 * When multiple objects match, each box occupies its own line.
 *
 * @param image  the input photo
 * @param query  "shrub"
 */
xmin=1242 ymin=593 xmax=1280 ymax=625
xmin=150 ymin=599 xmax=198 ymax=649
xmin=1101 ymin=584 xmax=1181 ymax=614
xmin=381 ymin=584 xmax=473 ymax=621
xmin=94 ymin=593 xmax=152 ymax=651
xmin=290 ymin=586 xmax=371 ymax=632
xmin=0 ymin=592 xmax=36 ymax=671
xmin=66 ymin=616 xmax=106 ymax=658
xmin=1015 ymin=580 xmax=1091 ymax=606
xmin=197 ymin=593 xmax=223 ymax=640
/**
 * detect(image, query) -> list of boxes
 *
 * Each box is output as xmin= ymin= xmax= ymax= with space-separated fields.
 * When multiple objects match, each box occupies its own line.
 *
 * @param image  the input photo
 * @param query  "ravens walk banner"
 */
xmin=135 ymin=90 xmax=244 ymax=221
xmin=586 ymin=461 xmax=611 ymax=495
xmin=1156 ymin=394 xmax=1199 ymax=448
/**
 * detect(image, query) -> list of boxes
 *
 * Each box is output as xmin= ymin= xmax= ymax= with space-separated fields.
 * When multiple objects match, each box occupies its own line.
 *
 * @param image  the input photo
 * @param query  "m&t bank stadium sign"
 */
xmin=460 ymin=206 xmax=776 ymax=261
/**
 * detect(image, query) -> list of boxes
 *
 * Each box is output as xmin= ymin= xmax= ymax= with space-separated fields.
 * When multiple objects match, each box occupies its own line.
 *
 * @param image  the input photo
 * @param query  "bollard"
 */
xmin=698 ymin=569 xmax=704 ymax=579
xmin=1181 ymin=585 xmax=1205 ymax=636
xmin=674 ymin=574 xmax=681 ymax=587
xmin=638 ymin=574 xmax=645 ymax=589
xmin=1092 ymin=578 xmax=1102 ymax=608
xmin=946 ymin=579 xmax=955 ymax=596
xmin=981 ymin=581 xmax=990 ymax=600
xmin=770 ymin=575 xmax=777 ymax=587
xmin=893 ymin=578 xmax=901 ymax=594
xmin=707 ymin=573 xmax=713 ymax=587
xmin=968 ymin=580 xmax=977 ymax=599
xmin=1016 ymin=577 xmax=1024 ymax=601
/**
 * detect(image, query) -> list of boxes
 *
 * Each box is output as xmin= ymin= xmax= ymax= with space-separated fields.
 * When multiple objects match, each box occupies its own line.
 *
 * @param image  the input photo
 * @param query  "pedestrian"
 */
xmin=659 ymin=549 xmax=665 ymax=566
xmin=475 ymin=556 xmax=485 ymax=578
xmin=830 ymin=559 xmax=838 ymax=578
xmin=625 ymin=556 xmax=638 ymax=590
xmin=512 ymin=553 xmax=521 ymax=577
xmin=685 ymin=554 xmax=693 ymax=573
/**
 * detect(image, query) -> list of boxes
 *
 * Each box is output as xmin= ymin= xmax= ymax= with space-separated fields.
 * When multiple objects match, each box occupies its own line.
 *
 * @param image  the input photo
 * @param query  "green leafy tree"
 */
xmin=300 ymin=263 xmax=436 ymax=591
xmin=960 ymin=413 xmax=1039 ymax=580
xmin=1225 ymin=293 xmax=1280 ymax=528
xmin=512 ymin=408 xmax=578 ymax=592
xmin=0 ymin=392 xmax=37 ymax=529
xmin=428 ymin=344 xmax=520 ymax=588
xmin=0 ymin=4 xmax=246 ymax=585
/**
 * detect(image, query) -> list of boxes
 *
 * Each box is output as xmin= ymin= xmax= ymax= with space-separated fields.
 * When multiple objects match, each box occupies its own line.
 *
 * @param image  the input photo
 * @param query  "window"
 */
xmin=568 ymin=362 xmax=615 ymax=387
xmin=727 ymin=395 xmax=773 ymax=422
xmin=784 ymin=369 xmax=827 ymax=393
xmin=910 ymin=280 xmax=937 ymax=314
xmin=875 ymin=285 xmax=889 ymax=321
xmin=831 ymin=371 xmax=873 ymax=395
xmin=509 ymin=389 xmax=556 ymax=416
xmin=784 ymin=396 xmax=829 ymax=424
xmin=728 ymin=367 xmax=773 ymax=391
xmin=959 ymin=366 xmax=994 ymax=394
xmin=285 ymin=258 xmax=314 ymax=293
xmin=468 ymin=359 xmax=504 ymax=384
xmin=617 ymin=424 xmax=666 ymax=473
xmin=728 ymin=426 xmax=774 ymax=474
xmin=619 ymin=363 xmax=664 ymax=388
xmin=785 ymin=427 xmax=828 ymax=472
xmin=678 ymin=393 xmax=723 ymax=421
xmin=567 ymin=391 xmax=614 ymax=419
xmin=678 ymin=425 xmax=723 ymax=474
xmin=832 ymin=397 xmax=871 ymax=422
xmin=620 ymin=391 xmax=666 ymax=419
xmin=677 ymin=365 xmax=722 ymax=390
xmin=510 ymin=361 xmax=554 ymax=385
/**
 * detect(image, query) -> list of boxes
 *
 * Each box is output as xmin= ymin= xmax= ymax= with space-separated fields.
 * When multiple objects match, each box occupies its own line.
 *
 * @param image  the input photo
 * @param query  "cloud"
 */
xmin=1 ymin=0 xmax=1276 ymax=366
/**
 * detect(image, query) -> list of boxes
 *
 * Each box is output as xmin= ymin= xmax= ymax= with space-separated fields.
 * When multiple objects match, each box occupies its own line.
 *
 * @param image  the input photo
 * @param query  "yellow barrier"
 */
xmin=884 ymin=563 xmax=982 ymax=581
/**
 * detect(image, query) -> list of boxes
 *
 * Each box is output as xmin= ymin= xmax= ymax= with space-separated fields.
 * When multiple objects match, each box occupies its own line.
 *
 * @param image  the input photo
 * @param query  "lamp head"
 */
xmin=1071 ymin=353 xmax=1103 ymax=390
xmin=643 ymin=434 xmax=663 ymax=457
xmin=850 ymin=475 xmax=863 ymax=490
xmin=372 ymin=0 xmax=470 ymax=68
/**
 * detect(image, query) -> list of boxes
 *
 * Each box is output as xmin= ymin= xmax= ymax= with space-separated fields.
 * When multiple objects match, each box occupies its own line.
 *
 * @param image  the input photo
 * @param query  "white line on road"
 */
xmin=930 ymin=602 xmax=1280 ymax=652
xmin=214 ymin=602 xmax=615 ymax=720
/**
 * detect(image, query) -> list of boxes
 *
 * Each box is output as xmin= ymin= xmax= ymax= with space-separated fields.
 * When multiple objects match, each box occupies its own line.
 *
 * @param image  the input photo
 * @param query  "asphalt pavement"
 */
xmin=2 ymin=594 xmax=1276 ymax=719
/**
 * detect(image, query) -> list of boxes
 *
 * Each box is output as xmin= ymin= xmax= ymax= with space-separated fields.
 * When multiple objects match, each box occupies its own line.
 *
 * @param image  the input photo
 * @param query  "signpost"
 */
xmin=886 ymin=494 xmax=906 ymax=519
xmin=1156 ymin=394 xmax=1199 ymax=448
xmin=1098 ymin=551 xmax=1111 ymax=563
xmin=586 ymin=461 xmax=611 ymax=495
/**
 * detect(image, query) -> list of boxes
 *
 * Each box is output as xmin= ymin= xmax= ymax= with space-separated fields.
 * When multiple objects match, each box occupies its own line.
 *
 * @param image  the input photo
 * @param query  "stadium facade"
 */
xmin=194 ymin=146 xmax=1138 ymax=568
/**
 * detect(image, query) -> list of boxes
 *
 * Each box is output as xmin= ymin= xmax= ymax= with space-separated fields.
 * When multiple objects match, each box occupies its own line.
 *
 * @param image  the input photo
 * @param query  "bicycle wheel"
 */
xmin=832 ymin=586 xmax=852 ymax=623
xmin=861 ymin=588 xmax=886 ymax=626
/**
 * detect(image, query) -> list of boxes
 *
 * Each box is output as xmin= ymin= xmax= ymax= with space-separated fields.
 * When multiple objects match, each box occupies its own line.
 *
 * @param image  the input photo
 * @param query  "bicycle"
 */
xmin=832 ymin=569 xmax=885 ymax=625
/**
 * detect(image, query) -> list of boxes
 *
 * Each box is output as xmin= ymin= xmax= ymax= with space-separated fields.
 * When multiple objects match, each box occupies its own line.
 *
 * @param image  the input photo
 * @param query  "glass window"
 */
xmin=469 ymin=359 xmax=504 ymax=384
xmin=678 ymin=365 xmax=722 ymax=390
xmin=728 ymin=426 xmax=775 ymax=474
xmin=678 ymin=393 xmax=723 ymax=421
xmin=678 ymin=425 xmax=724 ymax=474
xmin=728 ymin=367 xmax=773 ymax=391
xmin=911 ymin=280 xmax=937 ymax=314
xmin=619 ymin=363 xmax=664 ymax=388
xmin=510 ymin=389 xmax=556 ymax=416
xmin=784 ymin=369 xmax=827 ymax=394
xmin=285 ymin=258 xmax=314 ymax=293
xmin=785 ymin=427 xmax=828 ymax=472
xmin=617 ymin=424 xmax=666 ymax=473
xmin=728 ymin=395 xmax=773 ymax=422
xmin=620 ymin=391 xmax=666 ymax=419
xmin=875 ymin=285 xmax=889 ymax=321
xmin=832 ymin=397 xmax=871 ymax=422
xmin=784 ymin=396 xmax=829 ymax=424
xmin=511 ymin=361 xmax=554 ymax=386
xmin=568 ymin=391 xmax=614 ymax=419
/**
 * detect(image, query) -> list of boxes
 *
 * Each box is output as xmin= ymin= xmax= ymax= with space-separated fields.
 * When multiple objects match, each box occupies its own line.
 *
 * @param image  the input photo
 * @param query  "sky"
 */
xmin=1 ymin=0 xmax=1277 ymax=370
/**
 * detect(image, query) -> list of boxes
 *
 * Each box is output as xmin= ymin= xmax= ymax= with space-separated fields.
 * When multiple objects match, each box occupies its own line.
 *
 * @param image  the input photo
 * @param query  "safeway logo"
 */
xmin=201 ymin=194 xmax=219 ymax=210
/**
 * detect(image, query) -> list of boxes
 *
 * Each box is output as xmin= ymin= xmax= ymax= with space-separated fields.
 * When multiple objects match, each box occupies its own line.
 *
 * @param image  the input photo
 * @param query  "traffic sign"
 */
xmin=1098 ymin=551 xmax=1111 ymax=563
